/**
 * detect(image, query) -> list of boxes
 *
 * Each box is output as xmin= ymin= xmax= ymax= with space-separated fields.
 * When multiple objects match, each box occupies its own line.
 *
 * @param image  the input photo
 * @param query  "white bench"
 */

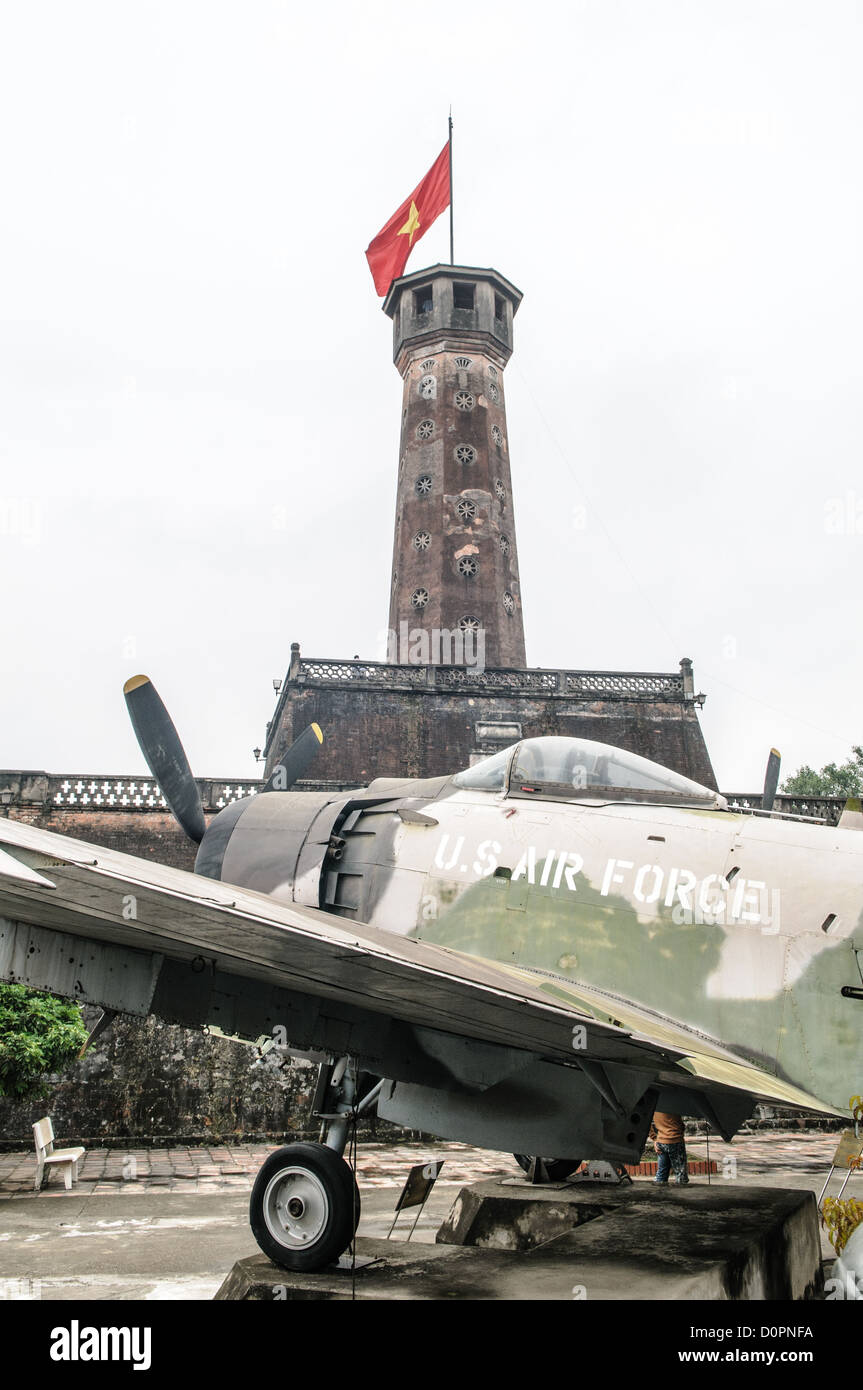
xmin=32 ymin=1117 xmax=85 ymax=1191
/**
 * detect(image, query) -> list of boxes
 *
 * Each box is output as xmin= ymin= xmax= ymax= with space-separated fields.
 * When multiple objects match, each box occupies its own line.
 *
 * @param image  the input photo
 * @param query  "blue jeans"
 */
xmin=655 ymin=1141 xmax=688 ymax=1184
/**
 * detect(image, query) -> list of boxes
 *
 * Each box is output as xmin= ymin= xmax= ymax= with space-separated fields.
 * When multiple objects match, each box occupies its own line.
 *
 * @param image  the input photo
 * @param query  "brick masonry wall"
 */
xmin=0 ymin=1007 xmax=318 ymax=1145
xmin=266 ymin=684 xmax=717 ymax=789
xmin=390 ymin=347 xmax=526 ymax=668
xmin=8 ymin=804 xmax=198 ymax=870
xmin=624 ymin=1160 xmax=718 ymax=1176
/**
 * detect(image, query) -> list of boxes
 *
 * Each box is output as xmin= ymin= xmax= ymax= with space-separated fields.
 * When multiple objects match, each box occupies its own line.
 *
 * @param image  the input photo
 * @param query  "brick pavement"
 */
xmin=0 ymin=1130 xmax=849 ymax=1199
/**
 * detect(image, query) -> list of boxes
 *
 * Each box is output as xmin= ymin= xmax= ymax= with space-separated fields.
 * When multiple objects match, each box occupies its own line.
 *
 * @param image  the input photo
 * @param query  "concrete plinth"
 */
xmin=215 ymin=1179 xmax=822 ymax=1301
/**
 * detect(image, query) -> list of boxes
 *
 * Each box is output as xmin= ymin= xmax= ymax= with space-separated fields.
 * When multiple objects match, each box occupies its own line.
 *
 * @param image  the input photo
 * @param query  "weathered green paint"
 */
xmin=400 ymin=782 xmax=862 ymax=1117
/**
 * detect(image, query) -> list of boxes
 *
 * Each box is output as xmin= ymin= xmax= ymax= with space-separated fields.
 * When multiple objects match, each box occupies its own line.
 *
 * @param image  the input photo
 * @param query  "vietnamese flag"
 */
xmin=365 ymin=143 xmax=451 ymax=297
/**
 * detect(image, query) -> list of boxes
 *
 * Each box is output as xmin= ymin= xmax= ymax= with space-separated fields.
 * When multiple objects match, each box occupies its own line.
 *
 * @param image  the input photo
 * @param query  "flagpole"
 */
xmin=448 ymin=111 xmax=454 ymax=264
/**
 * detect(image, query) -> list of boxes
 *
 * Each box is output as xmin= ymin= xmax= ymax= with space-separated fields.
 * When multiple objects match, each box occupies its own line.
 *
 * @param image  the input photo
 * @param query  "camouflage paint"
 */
xmin=365 ymin=787 xmax=863 ymax=1114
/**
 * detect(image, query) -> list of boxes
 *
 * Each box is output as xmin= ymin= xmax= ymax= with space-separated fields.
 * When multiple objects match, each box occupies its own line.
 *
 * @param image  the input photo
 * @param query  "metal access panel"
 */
xmin=0 ymin=916 xmax=163 ymax=1016
xmin=378 ymin=1058 xmax=655 ymax=1162
xmin=379 ymin=1060 xmax=598 ymax=1157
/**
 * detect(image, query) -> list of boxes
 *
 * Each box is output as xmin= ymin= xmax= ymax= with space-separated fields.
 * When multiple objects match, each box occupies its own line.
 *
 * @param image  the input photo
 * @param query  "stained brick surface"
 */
xmin=267 ymin=683 xmax=717 ymax=788
xmin=8 ymin=805 xmax=197 ymax=869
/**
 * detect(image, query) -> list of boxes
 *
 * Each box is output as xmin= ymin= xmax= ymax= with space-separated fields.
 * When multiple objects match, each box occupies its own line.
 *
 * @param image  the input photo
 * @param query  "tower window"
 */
xmin=413 ymin=530 xmax=432 ymax=551
xmin=454 ymin=391 xmax=474 ymax=411
xmin=494 ymin=294 xmax=506 ymax=322
xmin=492 ymin=425 xmax=503 ymax=447
xmin=499 ymin=535 xmax=511 ymax=555
xmin=458 ymin=556 xmax=478 ymax=578
xmin=416 ymin=419 xmax=434 ymax=441
xmin=419 ymin=374 xmax=437 ymax=400
xmin=415 ymin=475 xmax=433 ymax=496
xmin=494 ymin=478 xmax=507 ymax=502
xmin=453 ymin=282 xmax=475 ymax=311
xmin=414 ymin=287 xmax=433 ymax=315
xmin=411 ymin=588 xmax=430 ymax=609
xmin=488 ymin=383 xmax=500 ymax=403
xmin=454 ymin=356 xmax=472 ymax=369
xmin=455 ymin=444 xmax=477 ymax=465
xmin=503 ymin=590 xmax=515 ymax=613
xmin=456 ymin=497 xmax=477 ymax=521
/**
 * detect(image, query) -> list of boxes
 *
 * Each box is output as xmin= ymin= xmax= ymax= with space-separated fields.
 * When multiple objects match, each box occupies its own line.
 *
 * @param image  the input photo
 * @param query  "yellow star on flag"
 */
xmin=398 ymin=200 xmax=421 ymax=247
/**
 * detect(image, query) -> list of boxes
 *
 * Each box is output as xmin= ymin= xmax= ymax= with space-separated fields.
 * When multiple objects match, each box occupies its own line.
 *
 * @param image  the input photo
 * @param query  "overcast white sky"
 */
xmin=1 ymin=1 xmax=861 ymax=791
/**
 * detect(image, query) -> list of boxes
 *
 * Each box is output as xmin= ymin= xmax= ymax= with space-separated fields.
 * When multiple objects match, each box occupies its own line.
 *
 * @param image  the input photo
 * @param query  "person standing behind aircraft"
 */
xmin=649 ymin=1112 xmax=690 ymax=1186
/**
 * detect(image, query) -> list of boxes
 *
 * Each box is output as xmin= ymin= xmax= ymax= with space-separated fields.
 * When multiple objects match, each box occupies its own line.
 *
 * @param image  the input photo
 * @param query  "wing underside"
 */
xmin=0 ymin=819 xmax=844 ymax=1142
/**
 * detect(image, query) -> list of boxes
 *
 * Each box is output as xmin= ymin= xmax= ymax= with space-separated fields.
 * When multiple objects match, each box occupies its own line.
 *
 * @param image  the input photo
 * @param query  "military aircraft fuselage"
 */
xmin=196 ymin=737 xmax=863 ymax=1117
xmin=2 ymin=725 xmax=859 ymax=1271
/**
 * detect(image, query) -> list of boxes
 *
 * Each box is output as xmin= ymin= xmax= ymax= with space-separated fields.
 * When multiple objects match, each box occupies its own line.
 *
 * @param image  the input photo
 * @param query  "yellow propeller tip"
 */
xmin=312 ymin=723 xmax=323 ymax=743
xmin=123 ymin=674 xmax=151 ymax=695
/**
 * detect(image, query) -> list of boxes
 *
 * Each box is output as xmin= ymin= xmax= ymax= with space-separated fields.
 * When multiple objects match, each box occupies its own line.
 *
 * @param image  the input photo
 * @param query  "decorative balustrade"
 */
xmin=297 ymin=660 xmax=426 ymax=687
xmin=0 ymin=774 xmax=850 ymax=823
xmin=0 ymin=774 xmax=366 ymax=814
xmin=295 ymin=657 xmax=688 ymax=700
xmin=434 ymin=667 xmax=558 ymax=691
xmin=566 ymin=672 xmax=684 ymax=697
xmin=47 ymin=776 xmax=263 ymax=812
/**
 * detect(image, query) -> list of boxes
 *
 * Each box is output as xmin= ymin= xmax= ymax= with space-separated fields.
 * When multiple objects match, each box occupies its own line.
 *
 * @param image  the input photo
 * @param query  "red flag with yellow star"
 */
xmin=365 ymin=143 xmax=451 ymax=296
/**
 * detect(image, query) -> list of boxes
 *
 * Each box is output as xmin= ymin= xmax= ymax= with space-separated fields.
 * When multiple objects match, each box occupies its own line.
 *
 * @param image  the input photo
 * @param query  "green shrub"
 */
xmin=0 ymin=984 xmax=88 ymax=1100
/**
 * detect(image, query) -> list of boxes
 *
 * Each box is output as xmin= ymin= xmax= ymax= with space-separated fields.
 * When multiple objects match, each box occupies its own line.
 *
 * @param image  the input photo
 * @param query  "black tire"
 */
xmin=513 ymin=1153 xmax=582 ymax=1182
xmin=249 ymin=1142 xmax=361 ymax=1272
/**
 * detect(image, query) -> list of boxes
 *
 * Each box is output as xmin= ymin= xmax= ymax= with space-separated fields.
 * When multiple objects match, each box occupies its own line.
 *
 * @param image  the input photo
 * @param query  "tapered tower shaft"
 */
xmin=383 ymin=264 xmax=526 ymax=667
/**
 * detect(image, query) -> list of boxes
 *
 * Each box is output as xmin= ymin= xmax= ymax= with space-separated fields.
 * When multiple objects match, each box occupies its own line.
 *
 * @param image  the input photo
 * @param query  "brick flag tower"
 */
xmin=256 ymin=262 xmax=717 ymax=792
xmin=383 ymin=264 xmax=526 ymax=668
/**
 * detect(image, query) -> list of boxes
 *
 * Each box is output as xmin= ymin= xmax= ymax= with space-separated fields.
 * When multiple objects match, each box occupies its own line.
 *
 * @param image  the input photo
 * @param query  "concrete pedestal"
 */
xmin=215 ymin=1180 xmax=822 ymax=1301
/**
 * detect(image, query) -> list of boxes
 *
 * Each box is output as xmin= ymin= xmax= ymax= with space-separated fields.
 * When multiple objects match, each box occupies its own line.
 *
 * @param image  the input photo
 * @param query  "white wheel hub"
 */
xmin=263 ymin=1166 xmax=329 ymax=1249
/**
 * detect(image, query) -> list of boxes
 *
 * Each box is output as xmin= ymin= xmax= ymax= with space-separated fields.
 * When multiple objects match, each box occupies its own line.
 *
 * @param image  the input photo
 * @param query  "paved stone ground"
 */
xmin=0 ymin=1131 xmax=854 ymax=1300
xmin=0 ymin=1129 xmax=845 ymax=1198
xmin=0 ymin=1141 xmax=516 ymax=1198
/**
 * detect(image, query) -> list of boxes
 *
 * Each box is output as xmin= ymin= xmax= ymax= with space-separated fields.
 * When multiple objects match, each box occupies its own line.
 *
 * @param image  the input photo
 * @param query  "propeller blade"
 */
xmin=123 ymin=675 xmax=207 ymax=843
xmin=263 ymin=723 xmax=323 ymax=792
xmin=762 ymin=748 xmax=781 ymax=814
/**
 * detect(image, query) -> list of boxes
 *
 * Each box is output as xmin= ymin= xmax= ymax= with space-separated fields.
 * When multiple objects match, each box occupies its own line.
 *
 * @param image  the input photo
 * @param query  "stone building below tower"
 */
xmin=263 ymin=646 xmax=717 ymax=791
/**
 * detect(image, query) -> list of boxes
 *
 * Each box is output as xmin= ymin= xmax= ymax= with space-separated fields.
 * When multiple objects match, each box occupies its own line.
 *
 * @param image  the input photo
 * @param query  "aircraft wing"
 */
xmin=484 ymin=960 xmax=848 ymax=1119
xmin=0 ymin=818 xmax=664 ymax=1068
xmin=0 ymin=818 xmax=844 ymax=1123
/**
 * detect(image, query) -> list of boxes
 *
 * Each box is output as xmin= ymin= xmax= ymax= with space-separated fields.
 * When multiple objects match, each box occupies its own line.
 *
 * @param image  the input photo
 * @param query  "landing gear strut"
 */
xmin=249 ymin=1057 xmax=380 ymax=1272
xmin=513 ymin=1154 xmax=583 ymax=1183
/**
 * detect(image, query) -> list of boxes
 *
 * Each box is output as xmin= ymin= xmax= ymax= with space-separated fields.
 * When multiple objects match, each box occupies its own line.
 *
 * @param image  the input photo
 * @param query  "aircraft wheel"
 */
xmin=249 ymin=1142 xmax=361 ymax=1272
xmin=513 ymin=1154 xmax=582 ymax=1181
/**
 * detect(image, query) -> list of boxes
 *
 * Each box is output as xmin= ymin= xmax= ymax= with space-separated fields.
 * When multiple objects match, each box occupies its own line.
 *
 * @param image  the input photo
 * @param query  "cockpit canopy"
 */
xmin=452 ymin=736 xmax=725 ymax=808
